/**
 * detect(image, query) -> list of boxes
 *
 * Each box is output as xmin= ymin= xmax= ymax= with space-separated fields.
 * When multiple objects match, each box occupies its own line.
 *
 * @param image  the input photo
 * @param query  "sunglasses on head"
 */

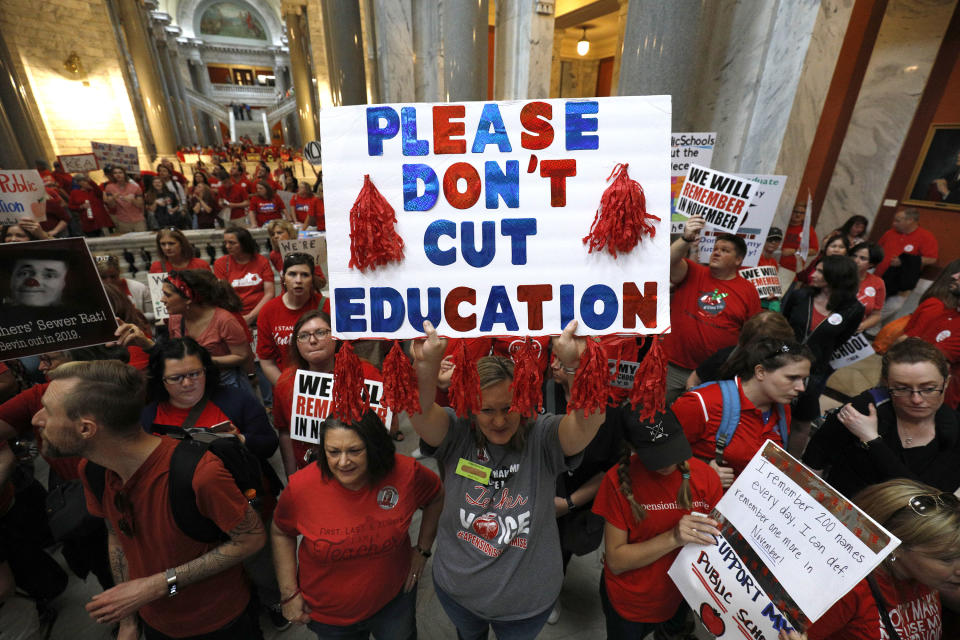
xmin=907 ymin=493 xmax=960 ymax=517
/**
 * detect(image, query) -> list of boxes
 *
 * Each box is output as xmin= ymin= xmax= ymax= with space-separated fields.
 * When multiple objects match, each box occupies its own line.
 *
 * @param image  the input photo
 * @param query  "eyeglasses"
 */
xmin=162 ymin=369 xmax=205 ymax=384
xmin=296 ymin=329 xmax=331 ymax=342
xmin=907 ymin=493 xmax=960 ymax=516
xmin=114 ymin=491 xmax=136 ymax=537
xmin=887 ymin=386 xmax=945 ymax=398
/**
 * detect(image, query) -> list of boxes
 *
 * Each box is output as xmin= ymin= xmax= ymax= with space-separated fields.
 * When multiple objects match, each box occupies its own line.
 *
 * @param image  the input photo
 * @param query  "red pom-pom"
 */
xmin=583 ymin=163 xmax=660 ymax=257
xmin=629 ymin=335 xmax=667 ymax=421
xmin=567 ymin=338 xmax=610 ymax=417
xmin=382 ymin=340 xmax=421 ymax=416
xmin=509 ymin=338 xmax=543 ymax=418
xmin=449 ymin=340 xmax=481 ymax=418
xmin=348 ymin=175 xmax=405 ymax=271
xmin=332 ymin=341 xmax=367 ymax=424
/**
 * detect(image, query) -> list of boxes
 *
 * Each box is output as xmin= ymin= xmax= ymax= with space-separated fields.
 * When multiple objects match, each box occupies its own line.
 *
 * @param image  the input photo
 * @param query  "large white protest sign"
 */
xmin=697 ymin=174 xmax=786 ymax=268
xmin=290 ymin=370 xmax=394 ymax=442
xmin=670 ymin=132 xmax=716 ymax=233
xmin=0 ymin=170 xmax=47 ymax=225
xmin=91 ymin=141 xmax=140 ymax=173
xmin=147 ymin=272 xmax=169 ymax=320
xmin=674 ymin=164 xmax=757 ymax=235
xmin=713 ymin=441 xmax=898 ymax=623
xmin=320 ymin=97 xmax=671 ymax=339
xmin=829 ymin=333 xmax=875 ymax=369
xmin=57 ymin=153 xmax=99 ymax=173
xmin=738 ymin=265 xmax=782 ymax=300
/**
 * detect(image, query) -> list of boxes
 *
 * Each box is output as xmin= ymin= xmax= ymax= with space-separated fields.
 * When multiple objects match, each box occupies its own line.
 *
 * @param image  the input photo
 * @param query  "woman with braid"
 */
xmin=591 ymin=408 xmax=723 ymax=639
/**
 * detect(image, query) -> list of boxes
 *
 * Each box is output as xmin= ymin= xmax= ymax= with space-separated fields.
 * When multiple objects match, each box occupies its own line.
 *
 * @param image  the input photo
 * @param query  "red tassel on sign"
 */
xmin=629 ymin=335 xmax=667 ymax=421
xmin=332 ymin=341 xmax=367 ymax=424
xmin=449 ymin=341 xmax=481 ymax=418
xmin=509 ymin=338 xmax=543 ymax=418
xmin=348 ymin=175 xmax=405 ymax=271
xmin=583 ymin=163 xmax=660 ymax=257
xmin=567 ymin=338 xmax=610 ymax=417
xmin=382 ymin=340 xmax=421 ymax=416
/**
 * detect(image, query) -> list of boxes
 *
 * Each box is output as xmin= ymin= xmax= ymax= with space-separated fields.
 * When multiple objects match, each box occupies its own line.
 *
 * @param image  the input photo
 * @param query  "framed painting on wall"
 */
xmin=904 ymin=123 xmax=960 ymax=211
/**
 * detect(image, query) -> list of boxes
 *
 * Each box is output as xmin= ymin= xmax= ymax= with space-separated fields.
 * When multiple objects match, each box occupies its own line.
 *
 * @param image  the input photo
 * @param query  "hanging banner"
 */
xmin=697 ymin=174 xmax=786 ymax=268
xmin=90 ymin=142 xmax=140 ymax=174
xmin=0 ymin=170 xmax=47 ymax=225
xmin=56 ymin=153 xmax=99 ymax=174
xmin=0 ymin=238 xmax=118 ymax=359
xmin=320 ymin=96 xmax=672 ymax=339
xmin=289 ymin=370 xmax=393 ymax=441
xmin=670 ymin=132 xmax=716 ymax=233
xmin=829 ymin=333 xmax=875 ymax=369
xmin=147 ymin=272 xmax=169 ymax=320
xmin=738 ymin=265 xmax=782 ymax=300
xmin=674 ymin=164 xmax=757 ymax=235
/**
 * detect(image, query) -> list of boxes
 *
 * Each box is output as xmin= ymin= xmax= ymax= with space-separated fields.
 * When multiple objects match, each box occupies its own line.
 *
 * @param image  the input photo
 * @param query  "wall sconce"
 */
xmin=63 ymin=52 xmax=89 ymax=85
xmin=576 ymin=27 xmax=590 ymax=56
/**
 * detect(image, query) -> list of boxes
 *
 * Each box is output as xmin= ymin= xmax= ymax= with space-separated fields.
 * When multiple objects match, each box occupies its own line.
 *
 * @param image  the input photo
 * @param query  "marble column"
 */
xmin=818 ymin=0 xmax=957 ymax=234
xmin=494 ymin=0 xmax=554 ymax=99
xmin=186 ymin=46 xmax=218 ymax=146
xmin=114 ymin=0 xmax=177 ymax=154
xmin=273 ymin=55 xmax=288 ymax=95
xmin=0 ymin=33 xmax=50 ymax=167
xmin=608 ymin=0 xmax=629 ymax=97
xmin=412 ymin=0 xmax=488 ymax=102
xmin=372 ymin=0 xmax=415 ymax=103
xmin=320 ymin=0 xmax=367 ymax=106
xmin=168 ymin=37 xmax=200 ymax=145
xmin=156 ymin=38 xmax=186 ymax=147
xmin=285 ymin=5 xmax=321 ymax=143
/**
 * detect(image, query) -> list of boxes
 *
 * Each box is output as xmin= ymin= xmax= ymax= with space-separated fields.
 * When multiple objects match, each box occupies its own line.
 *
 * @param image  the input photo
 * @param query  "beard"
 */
xmin=40 ymin=435 xmax=83 ymax=459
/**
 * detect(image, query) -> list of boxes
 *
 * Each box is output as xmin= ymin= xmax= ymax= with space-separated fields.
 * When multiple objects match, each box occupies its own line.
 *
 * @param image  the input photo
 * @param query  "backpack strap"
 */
xmin=866 ymin=574 xmax=902 ymax=640
xmin=714 ymin=379 xmax=740 ymax=464
xmin=169 ymin=439 xmax=227 ymax=543
xmin=774 ymin=404 xmax=789 ymax=449
xmin=181 ymin=396 xmax=210 ymax=430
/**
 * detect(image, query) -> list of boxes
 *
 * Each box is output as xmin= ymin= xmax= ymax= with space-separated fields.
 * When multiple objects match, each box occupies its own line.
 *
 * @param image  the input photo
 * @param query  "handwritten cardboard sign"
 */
xmin=714 ymin=441 xmax=898 ymax=623
xmin=57 ymin=153 xmax=99 ymax=173
xmin=147 ymin=272 xmax=169 ymax=320
xmin=320 ymin=97 xmax=671 ymax=339
xmin=696 ymin=174 xmax=785 ymax=268
xmin=674 ymin=164 xmax=756 ymax=234
xmin=290 ymin=370 xmax=394 ymax=442
xmin=739 ymin=265 xmax=782 ymax=300
xmin=278 ymin=237 xmax=324 ymax=263
xmin=0 ymin=170 xmax=47 ymax=225
xmin=670 ymin=132 xmax=716 ymax=233
xmin=829 ymin=333 xmax=875 ymax=369
xmin=90 ymin=142 xmax=140 ymax=173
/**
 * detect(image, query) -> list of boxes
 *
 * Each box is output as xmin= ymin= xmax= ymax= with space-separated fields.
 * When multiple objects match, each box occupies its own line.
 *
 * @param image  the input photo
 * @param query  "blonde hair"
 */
xmin=266 ymin=219 xmax=297 ymax=250
xmin=855 ymin=479 xmax=960 ymax=563
xmin=618 ymin=453 xmax=692 ymax=523
xmin=473 ymin=355 xmax=529 ymax=451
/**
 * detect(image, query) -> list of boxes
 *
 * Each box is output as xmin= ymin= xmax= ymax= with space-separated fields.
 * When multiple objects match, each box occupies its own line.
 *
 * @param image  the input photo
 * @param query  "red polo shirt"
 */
xmin=779 ymin=224 xmax=819 ymax=271
xmin=904 ymin=297 xmax=960 ymax=408
xmin=875 ymin=227 xmax=938 ymax=276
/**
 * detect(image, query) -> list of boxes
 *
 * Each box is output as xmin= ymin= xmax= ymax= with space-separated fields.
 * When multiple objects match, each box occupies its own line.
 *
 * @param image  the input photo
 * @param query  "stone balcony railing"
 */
xmin=210 ymin=83 xmax=279 ymax=106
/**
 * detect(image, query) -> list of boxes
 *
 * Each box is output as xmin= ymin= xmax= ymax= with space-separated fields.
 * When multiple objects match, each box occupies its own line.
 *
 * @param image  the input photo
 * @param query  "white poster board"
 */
xmin=91 ymin=141 xmax=140 ymax=173
xmin=696 ymin=174 xmax=786 ymax=268
xmin=0 ymin=170 xmax=47 ymax=225
xmin=320 ymin=97 xmax=672 ymax=339
xmin=738 ymin=265 xmax=782 ymax=300
xmin=674 ymin=164 xmax=757 ymax=235
xmin=147 ymin=272 xmax=169 ymax=320
xmin=670 ymin=132 xmax=716 ymax=233
xmin=829 ymin=333 xmax=875 ymax=369
xmin=290 ymin=370 xmax=394 ymax=441
xmin=57 ymin=153 xmax=99 ymax=174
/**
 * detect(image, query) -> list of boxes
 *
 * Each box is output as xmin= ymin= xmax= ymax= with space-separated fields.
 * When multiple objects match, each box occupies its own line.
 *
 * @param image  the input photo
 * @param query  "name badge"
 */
xmin=455 ymin=458 xmax=491 ymax=484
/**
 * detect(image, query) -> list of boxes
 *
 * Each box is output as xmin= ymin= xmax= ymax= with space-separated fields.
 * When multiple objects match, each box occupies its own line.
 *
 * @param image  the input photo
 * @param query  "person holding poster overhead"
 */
xmin=807 ymin=478 xmax=960 ymax=639
xmin=664 ymin=215 xmax=762 ymax=405
xmin=591 ymin=408 xmax=722 ymax=639
xmin=671 ymin=338 xmax=812 ymax=487
xmin=409 ymin=320 xmax=604 ymax=640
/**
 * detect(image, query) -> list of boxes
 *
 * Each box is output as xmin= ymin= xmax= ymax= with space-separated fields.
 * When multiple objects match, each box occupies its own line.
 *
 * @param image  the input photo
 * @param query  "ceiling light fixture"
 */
xmin=577 ymin=27 xmax=590 ymax=56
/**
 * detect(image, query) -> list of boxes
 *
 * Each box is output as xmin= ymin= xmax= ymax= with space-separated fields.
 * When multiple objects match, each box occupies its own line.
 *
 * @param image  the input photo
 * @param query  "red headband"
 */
xmin=165 ymin=274 xmax=197 ymax=302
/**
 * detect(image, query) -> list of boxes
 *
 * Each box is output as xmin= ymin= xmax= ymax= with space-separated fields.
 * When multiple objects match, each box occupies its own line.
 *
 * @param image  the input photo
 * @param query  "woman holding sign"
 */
xmin=409 ymin=320 xmax=605 ymax=640
xmin=808 ymin=478 xmax=960 ymax=639
xmin=592 ymin=407 xmax=722 ymax=639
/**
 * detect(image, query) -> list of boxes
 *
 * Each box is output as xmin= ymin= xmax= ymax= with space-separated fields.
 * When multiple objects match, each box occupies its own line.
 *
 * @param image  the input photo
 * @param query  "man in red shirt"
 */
xmin=877 ymin=208 xmax=939 ymax=323
xmin=36 ymin=361 xmax=265 ymax=640
xmin=778 ymin=204 xmax=819 ymax=271
xmin=219 ymin=169 xmax=251 ymax=225
xmin=664 ymin=215 xmax=762 ymax=404
xmin=903 ymin=271 xmax=960 ymax=409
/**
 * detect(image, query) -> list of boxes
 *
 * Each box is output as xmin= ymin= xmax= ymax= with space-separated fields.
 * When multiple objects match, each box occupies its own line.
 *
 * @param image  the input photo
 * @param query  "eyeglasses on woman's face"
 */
xmin=296 ymin=328 xmax=331 ymax=342
xmin=887 ymin=385 xmax=945 ymax=399
xmin=162 ymin=369 xmax=205 ymax=385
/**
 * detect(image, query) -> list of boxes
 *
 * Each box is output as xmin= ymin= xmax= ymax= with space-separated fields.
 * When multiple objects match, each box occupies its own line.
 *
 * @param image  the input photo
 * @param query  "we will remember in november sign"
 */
xmin=320 ymin=97 xmax=671 ymax=339
xmin=670 ymin=441 xmax=898 ymax=635
xmin=697 ymin=173 xmax=786 ymax=268
xmin=289 ymin=370 xmax=394 ymax=443
xmin=738 ymin=266 xmax=782 ymax=300
xmin=674 ymin=164 xmax=756 ymax=234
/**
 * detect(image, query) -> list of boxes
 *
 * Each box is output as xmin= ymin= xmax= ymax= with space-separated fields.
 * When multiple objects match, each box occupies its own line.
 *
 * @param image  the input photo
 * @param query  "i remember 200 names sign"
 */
xmin=320 ymin=97 xmax=671 ymax=339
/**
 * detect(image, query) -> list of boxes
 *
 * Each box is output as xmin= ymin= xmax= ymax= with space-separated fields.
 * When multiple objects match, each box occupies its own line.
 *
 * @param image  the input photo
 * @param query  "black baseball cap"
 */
xmin=767 ymin=227 xmax=784 ymax=241
xmin=622 ymin=409 xmax=692 ymax=471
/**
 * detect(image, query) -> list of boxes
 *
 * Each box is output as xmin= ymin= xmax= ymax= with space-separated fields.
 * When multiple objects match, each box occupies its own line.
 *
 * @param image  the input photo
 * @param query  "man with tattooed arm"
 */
xmin=31 ymin=360 xmax=266 ymax=640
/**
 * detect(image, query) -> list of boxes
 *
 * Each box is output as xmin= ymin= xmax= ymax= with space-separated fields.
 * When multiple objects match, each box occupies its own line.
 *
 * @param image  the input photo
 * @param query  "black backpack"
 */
xmin=84 ymin=431 xmax=264 ymax=543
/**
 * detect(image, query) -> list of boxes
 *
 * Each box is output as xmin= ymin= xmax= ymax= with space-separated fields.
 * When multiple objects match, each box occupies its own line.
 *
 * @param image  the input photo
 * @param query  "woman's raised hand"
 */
xmin=550 ymin=320 xmax=583 ymax=370
xmin=411 ymin=321 xmax=448 ymax=364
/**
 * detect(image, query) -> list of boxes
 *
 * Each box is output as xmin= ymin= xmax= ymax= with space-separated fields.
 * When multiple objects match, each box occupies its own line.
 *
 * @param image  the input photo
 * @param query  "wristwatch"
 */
xmin=858 ymin=436 xmax=882 ymax=450
xmin=165 ymin=568 xmax=179 ymax=598
xmin=414 ymin=544 xmax=432 ymax=558
xmin=566 ymin=496 xmax=577 ymax=511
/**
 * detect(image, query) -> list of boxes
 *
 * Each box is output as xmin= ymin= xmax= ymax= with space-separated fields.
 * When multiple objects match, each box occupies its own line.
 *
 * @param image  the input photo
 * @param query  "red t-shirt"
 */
xmin=0 ymin=383 xmax=80 ymax=481
xmin=214 ymin=254 xmax=273 ymax=316
xmin=273 ymin=361 xmax=383 ymax=470
xmin=807 ymin=571 xmax=941 ymax=640
xmin=219 ymin=183 xmax=249 ymax=220
xmin=600 ymin=335 xmax=643 ymax=403
xmin=904 ymin=297 xmax=960 ymax=408
xmin=663 ymin=260 xmax=762 ymax=370
xmin=149 ymin=258 xmax=211 ymax=274
xmin=81 ymin=438 xmax=251 ymax=636
xmin=273 ymin=455 xmax=441 ymax=625
xmin=128 ymin=346 xmax=151 ymax=371
xmin=68 ymin=187 xmax=114 ymax=232
xmin=289 ymin=194 xmax=325 ymax=229
xmin=592 ymin=457 xmax=722 ymax=622
xmin=875 ymin=227 xmax=939 ymax=277
xmin=779 ymin=224 xmax=819 ymax=271
xmin=169 ymin=307 xmax=250 ymax=358
xmin=249 ymin=195 xmax=285 ymax=227
xmin=41 ymin=188 xmax=71 ymax=232
xmin=856 ymin=273 xmax=886 ymax=318
xmin=154 ymin=402 xmax=231 ymax=429
xmin=670 ymin=377 xmax=790 ymax=474
xmin=757 ymin=255 xmax=778 ymax=269
xmin=256 ymin=292 xmax=323 ymax=368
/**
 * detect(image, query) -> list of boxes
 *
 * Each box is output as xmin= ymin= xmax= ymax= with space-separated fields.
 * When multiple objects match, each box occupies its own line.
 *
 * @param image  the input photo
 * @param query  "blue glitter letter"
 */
xmin=401 ymin=107 xmax=428 ymax=156
xmin=334 ymin=288 xmax=367 ymax=332
xmin=579 ymin=284 xmax=618 ymax=330
xmin=560 ymin=284 xmax=575 ymax=329
xmin=472 ymin=103 xmax=512 ymax=153
xmin=366 ymin=106 xmax=400 ymax=156
xmin=479 ymin=286 xmax=519 ymax=332
xmin=500 ymin=218 xmax=536 ymax=265
xmin=423 ymin=219 xmax=457 ymax=266
xmin=461 ymin=221 xmax=496 ymax=268
xmin=370 ymin=287 xmax=405 ymax=332
xmin=402 ymin=164 xmax=439 ymax=211
xmin=565 ymin=101 xmax=599 ymax=151
xmin=485 ymin=160 xmax=519 ymax=209
xmin=407 ymin=288 xmax=442 ymax=331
